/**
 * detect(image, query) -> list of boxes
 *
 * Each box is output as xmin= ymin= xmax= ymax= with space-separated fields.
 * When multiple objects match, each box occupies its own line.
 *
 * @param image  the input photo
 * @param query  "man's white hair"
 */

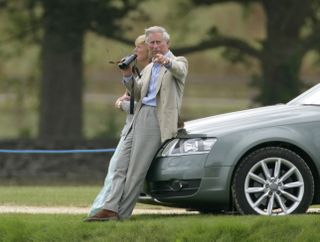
xmin=145 ymin=26 xmax=170 ymax=43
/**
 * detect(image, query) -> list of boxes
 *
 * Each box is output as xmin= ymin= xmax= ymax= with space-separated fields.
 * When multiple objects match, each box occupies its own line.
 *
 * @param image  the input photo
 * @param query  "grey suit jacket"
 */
xmin=124 ymin=52 xmax=188 ymax=143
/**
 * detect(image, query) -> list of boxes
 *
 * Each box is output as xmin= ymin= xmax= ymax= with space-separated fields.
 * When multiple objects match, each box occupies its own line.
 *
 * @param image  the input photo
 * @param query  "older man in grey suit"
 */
xmin=86 ymin=26 xmax=188 ymax=221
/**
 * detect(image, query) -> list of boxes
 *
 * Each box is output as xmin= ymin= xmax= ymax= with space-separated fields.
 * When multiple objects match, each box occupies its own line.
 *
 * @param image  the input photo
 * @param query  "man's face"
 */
xmin=147 ymin=32 xmax=169 ymax=57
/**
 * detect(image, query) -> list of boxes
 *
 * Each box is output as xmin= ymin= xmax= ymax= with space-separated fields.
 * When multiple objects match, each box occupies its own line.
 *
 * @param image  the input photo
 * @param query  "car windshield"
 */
xmin=288 ymin=83 xmax=320 ymax=106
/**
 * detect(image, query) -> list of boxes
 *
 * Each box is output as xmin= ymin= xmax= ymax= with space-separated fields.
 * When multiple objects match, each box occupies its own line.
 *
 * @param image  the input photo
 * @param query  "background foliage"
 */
xmin=0 ymin=0 xmax=320 ymax=140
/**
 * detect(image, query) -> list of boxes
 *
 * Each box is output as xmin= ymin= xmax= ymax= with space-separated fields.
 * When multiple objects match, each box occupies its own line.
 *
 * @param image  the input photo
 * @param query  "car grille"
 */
xmin=149 ymin=179 xmax=201 ymax=198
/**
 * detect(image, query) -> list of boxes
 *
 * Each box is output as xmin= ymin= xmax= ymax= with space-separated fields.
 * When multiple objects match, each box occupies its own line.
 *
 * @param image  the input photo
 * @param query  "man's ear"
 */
xmin=167 ymin=40 xmax=170 ymax=48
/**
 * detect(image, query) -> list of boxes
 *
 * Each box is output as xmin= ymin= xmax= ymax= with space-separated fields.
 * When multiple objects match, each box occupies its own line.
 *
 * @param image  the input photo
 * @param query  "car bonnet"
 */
xmin=183 ymin=104 xmax=320 ymax=137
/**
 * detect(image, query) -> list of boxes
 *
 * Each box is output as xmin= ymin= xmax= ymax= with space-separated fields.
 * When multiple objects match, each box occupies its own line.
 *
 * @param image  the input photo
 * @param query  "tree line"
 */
xmin=1 ymin=0 xmax=320 ymax=141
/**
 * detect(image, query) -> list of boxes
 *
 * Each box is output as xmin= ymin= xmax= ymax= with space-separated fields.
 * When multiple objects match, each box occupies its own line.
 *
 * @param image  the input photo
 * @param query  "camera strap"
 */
xmin=129 ymin=65 xmax=141 ymax=115
xmin=130 ymin=81 xmax=134 ymax=115
xmin=133 ymin=65 xmax=141 ymax=79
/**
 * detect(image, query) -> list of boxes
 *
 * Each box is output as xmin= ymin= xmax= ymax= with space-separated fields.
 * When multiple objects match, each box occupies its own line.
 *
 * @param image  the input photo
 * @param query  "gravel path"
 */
xmin=0 ymin=205 xmax=198 ymax=215
xmin=0 ymin=205 xmax=319 ymax=215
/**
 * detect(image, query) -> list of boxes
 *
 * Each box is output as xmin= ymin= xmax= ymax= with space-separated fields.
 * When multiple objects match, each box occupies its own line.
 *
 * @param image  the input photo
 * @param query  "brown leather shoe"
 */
xmin=83 ymin=209 xmax=119 ymax=222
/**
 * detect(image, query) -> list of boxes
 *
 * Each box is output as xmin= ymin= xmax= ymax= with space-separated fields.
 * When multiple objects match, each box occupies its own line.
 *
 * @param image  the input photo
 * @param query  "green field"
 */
xmin=0 ymin=186 xmax=320 ymax=241
xmin=0 ymin=186 xmax=171 ymax=210
xmin=0 ymin=186 xmax=98 ymax=207
xmin=0 ymin=76 xmax=253 ymax=139
xmin=1 ymin=212 xmax=320 ymax=241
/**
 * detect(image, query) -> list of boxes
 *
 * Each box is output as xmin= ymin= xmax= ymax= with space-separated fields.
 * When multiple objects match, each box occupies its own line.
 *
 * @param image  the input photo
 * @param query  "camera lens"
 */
xmin=118 ymin=54 xmax=137 ymax=69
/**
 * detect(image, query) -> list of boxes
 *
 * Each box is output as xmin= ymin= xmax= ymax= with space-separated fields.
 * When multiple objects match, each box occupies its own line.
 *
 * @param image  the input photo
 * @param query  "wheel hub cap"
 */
xmin=244 ymin=157 xmax=304 ymax=215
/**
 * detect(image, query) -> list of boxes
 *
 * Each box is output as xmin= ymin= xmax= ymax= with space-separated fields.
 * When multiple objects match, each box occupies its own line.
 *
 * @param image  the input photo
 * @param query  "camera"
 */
xmin=118 ymin=54 xmax=137 ymax=69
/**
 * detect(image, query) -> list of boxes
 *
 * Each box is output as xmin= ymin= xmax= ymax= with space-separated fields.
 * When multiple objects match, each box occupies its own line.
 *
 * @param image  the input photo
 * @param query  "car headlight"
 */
xmin=160 ymin=138 xmax=217 ymax=157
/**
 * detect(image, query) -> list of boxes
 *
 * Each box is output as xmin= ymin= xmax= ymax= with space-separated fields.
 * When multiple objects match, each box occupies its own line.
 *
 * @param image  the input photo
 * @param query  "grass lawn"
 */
xmin=0 ymin=71 xmax=254 ymax=139
xmin=1 ymin=186 xmax=320 ymax=241
xmin=0 ymin=185 xmax=172 ymax=211
xmin=1 ymin=213 xmax=320 ymax=242
xmin=0 ymin=186 xmax=100 ymax=207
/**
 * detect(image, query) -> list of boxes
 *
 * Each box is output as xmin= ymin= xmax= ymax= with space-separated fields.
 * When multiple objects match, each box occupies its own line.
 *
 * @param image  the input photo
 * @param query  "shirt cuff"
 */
xmin=164 ymin=59 xmax=172 ymax=69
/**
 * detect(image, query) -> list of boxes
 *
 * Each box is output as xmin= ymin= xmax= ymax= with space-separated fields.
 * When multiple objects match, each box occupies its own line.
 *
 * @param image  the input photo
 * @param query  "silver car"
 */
xmin=145 ymin=83 xmax=320 ymax=215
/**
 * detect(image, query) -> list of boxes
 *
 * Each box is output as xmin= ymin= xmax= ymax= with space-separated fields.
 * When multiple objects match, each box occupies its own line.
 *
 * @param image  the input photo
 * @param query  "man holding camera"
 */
xmin=87 ymin=26 xmax=188 ymax=221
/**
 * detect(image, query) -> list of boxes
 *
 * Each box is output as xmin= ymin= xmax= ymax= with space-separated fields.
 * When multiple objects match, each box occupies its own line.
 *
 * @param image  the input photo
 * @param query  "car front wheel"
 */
xmin=232 ymin=147 xmax=314 ymax=215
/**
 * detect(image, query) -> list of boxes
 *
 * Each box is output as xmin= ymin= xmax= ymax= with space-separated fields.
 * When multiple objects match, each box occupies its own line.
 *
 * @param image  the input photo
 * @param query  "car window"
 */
xmin=288 ymin=83 xmax=320 ymax=106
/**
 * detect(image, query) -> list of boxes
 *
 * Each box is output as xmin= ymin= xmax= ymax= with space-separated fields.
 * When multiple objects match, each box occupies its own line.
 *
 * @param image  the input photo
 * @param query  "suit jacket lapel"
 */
xmin=140 ymin=64 xmax=152 ymax=99
xmin=156 ymin=66 xmax=167 ymax=94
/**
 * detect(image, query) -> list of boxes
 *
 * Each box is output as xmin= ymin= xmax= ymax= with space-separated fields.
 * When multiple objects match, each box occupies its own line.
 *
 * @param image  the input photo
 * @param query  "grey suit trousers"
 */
xmin=103 ymin=105 xmax=161 ymax=219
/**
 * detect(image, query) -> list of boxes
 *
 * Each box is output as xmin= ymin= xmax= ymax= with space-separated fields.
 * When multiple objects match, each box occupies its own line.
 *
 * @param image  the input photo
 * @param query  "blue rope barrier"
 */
xmin=0 ymin=148 xmax=116 ymax=154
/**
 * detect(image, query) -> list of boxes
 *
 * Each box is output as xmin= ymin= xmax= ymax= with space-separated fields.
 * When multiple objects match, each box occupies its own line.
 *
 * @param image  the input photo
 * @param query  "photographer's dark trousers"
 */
xmin=103 ymin=105 xmax=161 ymax=219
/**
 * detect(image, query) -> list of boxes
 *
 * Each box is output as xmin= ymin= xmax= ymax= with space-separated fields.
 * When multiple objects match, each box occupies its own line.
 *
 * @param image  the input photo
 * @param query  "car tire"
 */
xmin=232 ymin=147 xmax=314 ymax=215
